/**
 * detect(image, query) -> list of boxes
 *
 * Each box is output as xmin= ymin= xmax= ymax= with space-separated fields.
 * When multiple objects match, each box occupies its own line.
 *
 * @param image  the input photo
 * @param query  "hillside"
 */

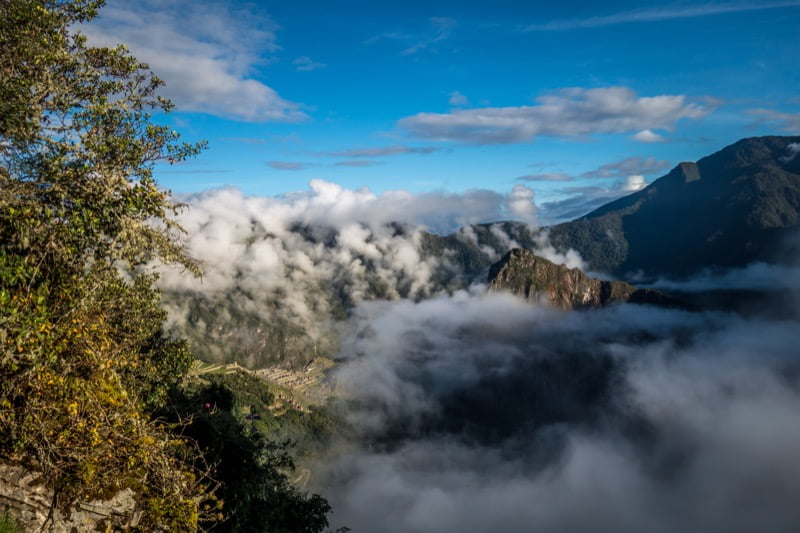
xmin=548 ymin=136 xmax=800 ymax=278
xmin=160 ymin=137 xmax=800 ymax=369
xmin=488 ymin=248 xmax=674 ymax=310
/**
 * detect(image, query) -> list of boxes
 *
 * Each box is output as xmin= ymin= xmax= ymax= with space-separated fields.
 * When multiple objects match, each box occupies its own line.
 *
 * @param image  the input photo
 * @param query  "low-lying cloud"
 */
xmin=648 ymin=261 xmax=800 ymax=292
xmin=157 ymin=181 xmax=562 ymax=366
xmin=579 ymin=156 xmax=671 ymax=179
xmin=539 ymin=178 xmax=649 ymax=223
xmin=318 ymin=281 xmax=800 ymax=532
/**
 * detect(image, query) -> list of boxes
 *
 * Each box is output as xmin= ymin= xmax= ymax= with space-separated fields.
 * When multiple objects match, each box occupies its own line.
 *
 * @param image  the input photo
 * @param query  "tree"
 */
xmin=165 ymin=380 xmax=332 ymax=533
xmin=0 ymin=0 xmax=210 ymax=529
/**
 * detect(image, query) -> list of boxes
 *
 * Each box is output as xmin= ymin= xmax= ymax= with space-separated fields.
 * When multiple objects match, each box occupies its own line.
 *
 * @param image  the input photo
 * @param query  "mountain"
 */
xmin=548 ymin=136 xmax=800 ymax=278
xmin=488 ymin=248 xmax=674 ymax=310
xmin=159 ymin=136 xmax=800 ymax=369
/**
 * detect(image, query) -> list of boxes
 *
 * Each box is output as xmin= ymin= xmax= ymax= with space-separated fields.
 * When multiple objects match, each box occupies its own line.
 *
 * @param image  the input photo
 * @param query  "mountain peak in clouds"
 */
xmin=488 ymin=248 xmax=672 ymax=310
xmin=548 ymin=135 xmax=800 ymax=279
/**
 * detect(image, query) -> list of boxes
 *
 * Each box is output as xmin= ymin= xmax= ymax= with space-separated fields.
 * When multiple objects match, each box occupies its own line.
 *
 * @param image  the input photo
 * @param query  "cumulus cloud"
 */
xmin=398 ymin=87 xmax=712 ymax=144
xmin=632 ymin=129 xmax=667 ymax=143
xmin=506 ymin=184 xmax=537 ymax=226
xmin=157 ymin=181 xmax=575 ymax=366
xmin=293 ymin=56 xmax=326 ymax=72
xmin=84 ymin=0 xmax=306 ymax=122
xmin=748 ymin=108 xmax=800 ymax=132
xmin=317 ymin=277 xmax=800 ymax=532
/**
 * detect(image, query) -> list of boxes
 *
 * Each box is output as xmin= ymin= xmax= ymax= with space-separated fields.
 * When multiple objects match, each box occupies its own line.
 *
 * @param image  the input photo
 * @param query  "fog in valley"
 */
xmin=156 ymin=184 xmax=800 ymax=532
xmin=321 ymin=289 xmax=800 ymax=533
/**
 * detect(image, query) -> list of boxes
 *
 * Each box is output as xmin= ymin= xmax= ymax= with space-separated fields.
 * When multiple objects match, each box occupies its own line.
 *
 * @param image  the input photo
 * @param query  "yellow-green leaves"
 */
xmin=0 ymin=0 xmax=210 ymax=530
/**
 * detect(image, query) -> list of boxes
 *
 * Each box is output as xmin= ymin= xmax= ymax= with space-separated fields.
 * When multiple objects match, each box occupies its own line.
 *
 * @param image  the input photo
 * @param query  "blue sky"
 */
xmin=85 ymin=0 xmax=800 ymax=223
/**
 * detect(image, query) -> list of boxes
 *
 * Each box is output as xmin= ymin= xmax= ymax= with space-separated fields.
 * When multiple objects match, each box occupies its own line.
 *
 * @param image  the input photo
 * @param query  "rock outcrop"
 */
xmin=0 ymin=462 xmax=138 ymax=532
xmin=488 ymin=248 xmax=673 ymax=310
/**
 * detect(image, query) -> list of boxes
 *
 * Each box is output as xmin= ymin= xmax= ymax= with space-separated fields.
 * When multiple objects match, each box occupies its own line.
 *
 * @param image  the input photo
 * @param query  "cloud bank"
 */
xmin=749 ymin=108 xmax=800 ymax=133
xmin=157 ymin=181 xmax=561 ymax=366
xmin=399 ymin=87 xmax=711 ymax=144
xmin=318 ymin=279 xmax=800 ymax=532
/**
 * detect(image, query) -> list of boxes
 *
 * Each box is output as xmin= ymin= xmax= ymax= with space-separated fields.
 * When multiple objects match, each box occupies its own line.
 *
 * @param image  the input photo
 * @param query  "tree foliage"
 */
xmin=165 ymin=380 xmax=332 ymax=532
xmin=0 ymin=2 xmax=335 ymax=531
xmin=0 ymin=0 xmax=210 ymax=529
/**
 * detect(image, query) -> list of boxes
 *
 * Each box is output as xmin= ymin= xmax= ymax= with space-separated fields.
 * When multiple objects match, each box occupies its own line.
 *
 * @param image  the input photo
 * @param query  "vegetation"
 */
xmin=548 ymin=136 xmax=800 ymax=278
xmin=162 ymin=371 xmax=336 ymax=532
xmin=0 ymin=513 xmax=18 ymax=533
xmin=0 ymin=0 xmax=331 ymax=530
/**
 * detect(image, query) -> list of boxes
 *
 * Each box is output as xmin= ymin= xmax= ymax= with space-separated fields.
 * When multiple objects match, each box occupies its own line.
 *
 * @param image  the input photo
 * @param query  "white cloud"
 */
xmin=524 ymin=1 xmax=800 ymax=31
xmin=84 ymin=0 xmax=306 ymax=122
xmin=785 ymin=142 xmax=800 ymax=162
xmin=647 ymin=262 xmax=800 ymax=292
xmin=399 ymin=87 xmax=712 ymax=144
xmin=539 ymin=177 xmax=651 ymax=222
xmin=507 ymin=184 xmax=537 ymax=226
xmin=517 ymin=157 xmax=670 ymax=185
xmin=621 ymin=175 xmax=646 ymax=191
xmin=293 ymin=56 xmax=326 ymax=72
xmin=320 ymin=286 xmax=800 ymax=532
xmin=367 ymin=17 xmax=456 ymax=55
xmin=449 ymin=91 xmax=469 ymax=107
xmin=632 ymin=129 xmax=667 ymax=143
xmin=156 ymin=181 xmax=575 ymax=367
xmin=748 ymin=108 xmax=800 ymax=132
xmin=580 ymin=156 xmax=671 ymax=179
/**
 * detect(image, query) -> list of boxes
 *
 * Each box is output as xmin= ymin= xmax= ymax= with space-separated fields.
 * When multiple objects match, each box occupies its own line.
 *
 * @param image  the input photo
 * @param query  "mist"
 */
xmin=155 ymin=179 xmax=800 ymax=532
xmin=156 ymin=181 xmax=570 ymax=366
xmin=316 ymin=283 xmax=800 ymax=532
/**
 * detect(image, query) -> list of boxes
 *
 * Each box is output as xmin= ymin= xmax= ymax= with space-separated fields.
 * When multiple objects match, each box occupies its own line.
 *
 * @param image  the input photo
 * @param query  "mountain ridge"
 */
xmin=488 ymin=248 xmax=675 ymax=310
xmin=548 ymin=135 xmax=800 ymax=278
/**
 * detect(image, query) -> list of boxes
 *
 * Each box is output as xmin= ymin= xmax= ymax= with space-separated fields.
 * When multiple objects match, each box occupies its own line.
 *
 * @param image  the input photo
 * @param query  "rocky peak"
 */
xmin=488 ymin=249 xmax=672 ymax=310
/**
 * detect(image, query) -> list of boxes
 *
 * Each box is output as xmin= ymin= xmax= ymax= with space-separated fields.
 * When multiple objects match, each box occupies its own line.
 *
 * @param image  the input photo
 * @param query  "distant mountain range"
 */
xmin=548 ymin=136 xmax=800 ymax=279
xmin=161 ymin=136 xmax=800 ymax=368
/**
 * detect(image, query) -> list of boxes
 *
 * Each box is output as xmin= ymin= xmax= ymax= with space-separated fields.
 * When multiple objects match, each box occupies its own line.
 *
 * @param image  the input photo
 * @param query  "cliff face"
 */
xmin=0 ymin=462 xmax=137 ymax=532
xmin=488 ymin=248 xmax=671 ymax=310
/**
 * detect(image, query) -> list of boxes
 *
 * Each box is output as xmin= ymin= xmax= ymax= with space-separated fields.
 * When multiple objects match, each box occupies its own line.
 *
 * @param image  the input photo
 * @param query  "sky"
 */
xmin=85 ymin=0 xmax=800 ymax=224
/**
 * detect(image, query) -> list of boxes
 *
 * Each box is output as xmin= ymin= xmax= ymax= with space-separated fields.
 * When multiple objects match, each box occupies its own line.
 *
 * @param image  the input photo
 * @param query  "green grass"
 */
xmin=0 ymin=513 xmax=19 ymax=533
